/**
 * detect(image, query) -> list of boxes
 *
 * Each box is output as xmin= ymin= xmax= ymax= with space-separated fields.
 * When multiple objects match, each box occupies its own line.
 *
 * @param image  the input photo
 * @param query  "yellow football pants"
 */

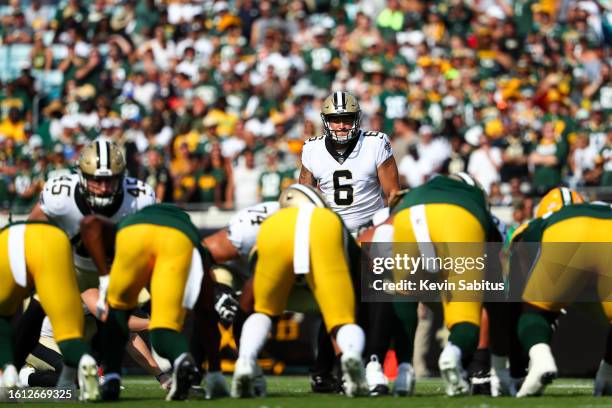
xmin=254 ymin=207 xmax=356 ymax=332
xmin=522 ymin=217 xmax=612 ymax=321
xmin=0 ymin=223 xmax=83 ymax=343
xmin=393 ymin=204 xmax=486 ymax=328
xmin=107 ymin=224 xmax=194 ymax=331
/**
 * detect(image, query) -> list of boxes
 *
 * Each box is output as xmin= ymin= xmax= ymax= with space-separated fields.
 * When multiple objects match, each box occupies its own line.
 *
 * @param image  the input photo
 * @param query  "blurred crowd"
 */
xmin=0 ymin=0 xmax=610 ymax=229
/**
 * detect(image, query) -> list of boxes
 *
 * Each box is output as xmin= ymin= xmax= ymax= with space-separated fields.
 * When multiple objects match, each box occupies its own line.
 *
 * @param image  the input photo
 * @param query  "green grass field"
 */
xmin=14 ymin=376 xmax=612 ymax=407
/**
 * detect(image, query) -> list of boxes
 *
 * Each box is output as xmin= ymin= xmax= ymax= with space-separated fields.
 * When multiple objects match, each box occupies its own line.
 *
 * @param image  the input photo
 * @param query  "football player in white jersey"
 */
xmin=15 ymin=139 xmax=169 ymax=389
xmin=299 ymin=91 xmax=401 ymax=395
xmin=189 ymin=200 xmax=280 ymax=398
xmin=299 ymin=91 xmax=399 ymax=233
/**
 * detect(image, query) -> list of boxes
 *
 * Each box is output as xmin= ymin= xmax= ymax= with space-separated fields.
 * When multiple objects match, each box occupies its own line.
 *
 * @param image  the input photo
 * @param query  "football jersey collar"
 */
xmin=324 ymin=132 xmax=360 ymax=165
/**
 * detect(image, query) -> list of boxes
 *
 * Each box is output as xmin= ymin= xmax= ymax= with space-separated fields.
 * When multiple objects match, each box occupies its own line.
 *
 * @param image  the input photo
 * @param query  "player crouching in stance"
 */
xmin=509 ymin=188 xmax=612 ymax=397
xmin=81 ymin=204 xmax=208 ymax=401
xmin=232 ymin=185 xmax=368 ymax=398
xmin=0 ymin=221 xmax=99 ymax=401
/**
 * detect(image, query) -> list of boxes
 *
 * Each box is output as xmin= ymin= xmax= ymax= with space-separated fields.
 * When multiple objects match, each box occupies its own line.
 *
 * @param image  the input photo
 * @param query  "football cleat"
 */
xmin=231 ymin=357 xmax=257 ymax=398
xmin=490 ymin=366 xmax=512 ymax=396
xmin=394 ymin=362 xmax=415 ymax=396
xmin=517 ymin=343 xmax=557 ymax=397
xmin=365 ymin=355 xmax=389 ymax=396
xmin=340 ymin=351 xmax=368 ymax=397
xmin=205 ymin=371 xmax=230 ymax=399
xmin=100 ymin=375 xmax=121 ymax=401
xmin=18 ymin=365 xmax=35 ymax=388
xmin=594 ymin=360 xmax=612 ymax=396
xmin=438 ymin=343 xmax=470 ymax=396
xmin=166 ymin=353 xmax=198 ymax=401
xmin=78 ymin=354 xmax=100 ymax=402
xmin=310 ymin=373 xmax=339 ymax=393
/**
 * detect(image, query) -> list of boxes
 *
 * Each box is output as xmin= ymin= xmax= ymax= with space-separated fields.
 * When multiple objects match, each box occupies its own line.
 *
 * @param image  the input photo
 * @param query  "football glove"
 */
xmin=214 ymin=283 xmax=239 ymax=325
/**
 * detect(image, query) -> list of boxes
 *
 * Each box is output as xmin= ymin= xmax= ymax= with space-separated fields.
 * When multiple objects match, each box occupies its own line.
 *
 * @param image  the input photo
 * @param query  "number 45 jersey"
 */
xmin=301 ymin=130 xmax=393 ymax=232
xmin=40 ymin=174 xmax=155 ymax=271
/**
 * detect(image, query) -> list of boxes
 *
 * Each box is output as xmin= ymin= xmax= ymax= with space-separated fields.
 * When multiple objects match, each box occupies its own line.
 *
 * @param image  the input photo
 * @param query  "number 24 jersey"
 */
xmin=301 ymin=130 xmax=393 ymax=232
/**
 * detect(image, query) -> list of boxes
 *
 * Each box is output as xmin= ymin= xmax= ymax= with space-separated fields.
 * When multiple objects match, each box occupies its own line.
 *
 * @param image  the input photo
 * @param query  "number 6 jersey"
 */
xmin=301 ymin=130 xmax=393 ymax=232
xmin=40 ymin=174 xmax=155 ymax=271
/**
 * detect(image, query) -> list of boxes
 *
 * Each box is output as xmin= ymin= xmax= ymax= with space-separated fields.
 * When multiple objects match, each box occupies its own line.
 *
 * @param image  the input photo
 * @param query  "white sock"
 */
xmin=599 ymin=360 xmax=612 ymax=374
xmin=491 ymin=354 xmax=508 ymax=372
xmin=528 ymin=343 xmax=551 ymax=361
xmin=57 ymin=365 xmax=77 ymax=388
xmin=443 ymin=342 xmax=462 ymax=362
xmin=336 ymin=324 xmax=365 ymax=355
xmin=239 ymin=313 xmax=272 ymax=360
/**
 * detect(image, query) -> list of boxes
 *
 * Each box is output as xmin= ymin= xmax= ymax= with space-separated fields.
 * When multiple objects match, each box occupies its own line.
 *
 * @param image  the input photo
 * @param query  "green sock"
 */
xmin=57 ymin=338 xmax=89 ymax=368
xmin=518 ymin=312 xmax=552 ymax=352
xmin=0 ymin=316 xmax=14 ymax=368
xmin=393 ymin=302 xmax=418 ymax=363
xmin=102 ymin=309 xmax=130 ymax=374
xmin=150 ymin=328 xmax=188 ymax=363
xmin=448 ymin=322 xmax=479 ymax=359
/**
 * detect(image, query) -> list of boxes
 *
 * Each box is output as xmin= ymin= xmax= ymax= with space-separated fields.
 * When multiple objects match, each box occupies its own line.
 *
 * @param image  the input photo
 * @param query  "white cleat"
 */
xmin=2 ymin=365 xmax=19 ymax=388
xmin=394 ymin=362 xmax=415 ymax=396
xmin=78 ymin=354 xmax=100 ymax=402
xmin=438 ymin=344 xmax=469 ymax=396
xmin=205 ymin=371 xmax=230 ymax=399
xmin=517 ymin=343 xmax=557 ymax=397
xmin=231 ymin=357 xmax=257 ymax=398
xmin=365 ymin=355 xmax=389 ymax=396
xmin=253 ymin=365 xmax=267 ymax=397
xmin=594 ymin=360 xmax=612 ymax=396
xmin=18 ymin=365 xmax=35 ymax=388
xmin=341 ymin=351 xmax=368 ymax=397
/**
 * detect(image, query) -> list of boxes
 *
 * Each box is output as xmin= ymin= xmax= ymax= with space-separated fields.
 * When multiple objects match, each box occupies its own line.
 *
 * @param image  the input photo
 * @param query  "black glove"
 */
xmin=213 ymin=283 xmax=239 ymax=325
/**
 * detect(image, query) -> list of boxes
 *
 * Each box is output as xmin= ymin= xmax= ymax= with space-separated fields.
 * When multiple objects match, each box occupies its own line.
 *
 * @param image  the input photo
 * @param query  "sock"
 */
xmin=491 ymin=354 xmax=508 ymax=372
xmin=0 ymin=316 xmax=14 ymax=368
xmin=393 ymin=302 xmax=418 ymax=363
xmin=101 ymin=308 xmax=130 ymax=374
xmin=238 ymin=313 xmax=272 ymax=360
xmin=28 ymin=370 xmax=60 ymax=387
xmin=604 ymin=325 xmax=612 ymax=365
xmin=57 ymin=339 xmax=88 ymax=368
xmin=312 ymin=319 xmax=335 ymax=376
xmin=448 ymin=322 xmax=479 ymax=361
xmin=150 ymin=329 xmax=188 ymax=364
xmin=13 ymin=298 xmax=45 ymax=368
xmin=517 ymin=312 xmax=552 ymax=352
xmin=336 ymin=324 xmax=365 ymax=355
xmin=56 ymin=365 xmax=77 ymax=388
xmin=363 ymin=302 xmax=394 ymax=361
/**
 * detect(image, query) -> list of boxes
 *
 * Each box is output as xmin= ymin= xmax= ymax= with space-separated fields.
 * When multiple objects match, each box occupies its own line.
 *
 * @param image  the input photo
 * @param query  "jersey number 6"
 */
xmin=333 ymin=170 xmax=353 ymax=205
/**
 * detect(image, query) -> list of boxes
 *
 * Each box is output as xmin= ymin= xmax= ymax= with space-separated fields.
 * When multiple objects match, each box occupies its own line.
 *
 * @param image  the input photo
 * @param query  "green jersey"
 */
xmin=393 ymin=176 xmax=499 ymax=240
xmin=118 ymin=203 xmax=200 ymax=247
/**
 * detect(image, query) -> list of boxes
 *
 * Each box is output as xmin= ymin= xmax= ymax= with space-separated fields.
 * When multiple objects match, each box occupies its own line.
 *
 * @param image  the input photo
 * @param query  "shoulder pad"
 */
xmin=124 ymin=177 xmax=156 ymax=205
xmin=304 ymin=135 xmax=325 ymax=144
xmin=40 ymin=175 xmax=79 ymax=216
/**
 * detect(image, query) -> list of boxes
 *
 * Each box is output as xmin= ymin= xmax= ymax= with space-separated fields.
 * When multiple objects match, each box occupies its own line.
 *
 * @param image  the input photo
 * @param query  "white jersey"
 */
xmin=40 ymin=174 xmax=156 ymax=271
xmin=227 ymin=201 xmax=280 ymax=257
xmin=301 ymin=130 xmax=393 ymax=232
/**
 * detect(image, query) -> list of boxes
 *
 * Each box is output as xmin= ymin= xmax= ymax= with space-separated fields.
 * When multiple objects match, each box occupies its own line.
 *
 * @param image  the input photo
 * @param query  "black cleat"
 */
xmin=167 ymin=353 xmax=199 ymax=401
xmin=100 ymin=378 xmax=121 ymax=401
xmin=310 ymin=373 xmax=340 ymax=393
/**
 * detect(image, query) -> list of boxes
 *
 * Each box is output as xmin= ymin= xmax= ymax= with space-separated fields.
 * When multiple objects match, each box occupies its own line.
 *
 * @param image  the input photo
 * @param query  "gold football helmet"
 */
xmin=535 ymin=187 xmax=584 ymax=218
xmin=78 ymin=138 xmax=126 ymax=209
xmin=321 ymin=91 xmax=361 ymax=144
xmin=279 ymin=184 xmax=329 ymax=209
